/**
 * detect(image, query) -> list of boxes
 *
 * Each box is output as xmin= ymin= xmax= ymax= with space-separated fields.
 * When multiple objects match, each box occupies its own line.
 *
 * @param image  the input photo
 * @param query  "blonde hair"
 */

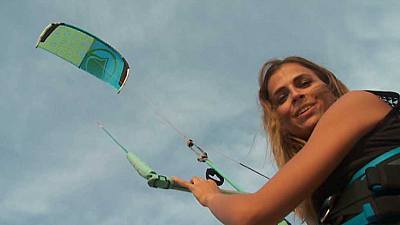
xmin=258 ymin=56 xmax=349 ymax=224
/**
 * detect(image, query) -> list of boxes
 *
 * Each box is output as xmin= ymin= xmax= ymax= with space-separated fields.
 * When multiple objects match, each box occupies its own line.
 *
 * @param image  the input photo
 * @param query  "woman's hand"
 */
xmin=173 ymin=176 xmax=222 ymax=207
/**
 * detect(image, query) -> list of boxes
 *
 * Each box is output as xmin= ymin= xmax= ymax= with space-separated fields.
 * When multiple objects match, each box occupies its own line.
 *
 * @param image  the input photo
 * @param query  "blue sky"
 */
xmin=1 ymin=1 xmax=400 ymax=225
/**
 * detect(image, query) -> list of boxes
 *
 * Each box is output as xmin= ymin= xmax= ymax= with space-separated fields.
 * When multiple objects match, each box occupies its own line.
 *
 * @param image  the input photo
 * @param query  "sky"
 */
xmin=1 ymin=1 xmax=400 ymax=225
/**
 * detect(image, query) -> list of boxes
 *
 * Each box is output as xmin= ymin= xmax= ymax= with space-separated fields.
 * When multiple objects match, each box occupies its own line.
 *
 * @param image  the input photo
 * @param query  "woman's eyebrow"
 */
xmin=271 ymin=73 xmax=310 ymax=97
xmin=293 ymin=73 xmax=310 ymax=82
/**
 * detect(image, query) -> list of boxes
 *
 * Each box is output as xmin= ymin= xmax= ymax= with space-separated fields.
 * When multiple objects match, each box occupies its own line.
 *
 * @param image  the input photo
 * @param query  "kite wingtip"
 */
xmin=116 ymin=66 xmax=130 ymax=94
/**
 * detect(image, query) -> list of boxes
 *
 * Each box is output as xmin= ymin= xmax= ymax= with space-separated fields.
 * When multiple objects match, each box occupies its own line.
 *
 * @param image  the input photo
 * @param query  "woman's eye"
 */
xmin=299 ymin=79 xmax=311 ymax=87
xmin=277 ymin=93 xmax=288 ymax=105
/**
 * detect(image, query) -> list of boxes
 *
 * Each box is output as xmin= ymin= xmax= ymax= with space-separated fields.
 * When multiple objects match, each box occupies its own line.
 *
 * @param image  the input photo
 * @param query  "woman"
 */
xmin=174 ymin=56 xmax=400 ymax=225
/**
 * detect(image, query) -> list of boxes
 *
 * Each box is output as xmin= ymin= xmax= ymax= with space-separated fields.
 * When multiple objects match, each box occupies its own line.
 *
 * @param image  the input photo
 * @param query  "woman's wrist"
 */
xmin=205 ymin=192 xmax=221 ymax=207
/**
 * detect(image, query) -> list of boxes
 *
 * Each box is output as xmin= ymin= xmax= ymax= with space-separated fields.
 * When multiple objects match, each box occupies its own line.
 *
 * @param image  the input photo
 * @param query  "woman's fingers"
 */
xmin=191 ymin=176 xmax=203 ymax=184
xmin=172 ymin=176 xmax=192 ymax=189
xmin=173 ymin=176 xmax=221 ymax=207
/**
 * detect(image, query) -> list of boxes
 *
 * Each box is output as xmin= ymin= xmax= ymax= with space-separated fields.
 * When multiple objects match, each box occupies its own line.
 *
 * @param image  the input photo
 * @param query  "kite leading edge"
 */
xmin=36 ymin=22 xmax=130 ymax=93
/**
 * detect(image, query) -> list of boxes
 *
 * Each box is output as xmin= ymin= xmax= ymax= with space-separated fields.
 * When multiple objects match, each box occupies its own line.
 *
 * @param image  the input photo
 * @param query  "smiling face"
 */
xmin=267 ymin=63 xmax=337 ymax=139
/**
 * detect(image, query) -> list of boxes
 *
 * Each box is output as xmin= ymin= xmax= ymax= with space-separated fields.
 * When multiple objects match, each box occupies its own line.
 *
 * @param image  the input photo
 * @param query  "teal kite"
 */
xmin=36 ymin=22 xmax=130 ymax=93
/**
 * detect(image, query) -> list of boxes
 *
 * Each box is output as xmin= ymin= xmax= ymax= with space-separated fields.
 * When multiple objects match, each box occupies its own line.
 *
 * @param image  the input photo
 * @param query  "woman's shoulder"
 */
xmin=312 ymin=90 xmax=393 ymax=143
xmin=339 ymin=90 xmax=399 ymax=104
xmin=334 ymin=90 xmax=393 ymax=111
xmin=339 ymin=89 xmax=383 ymax=100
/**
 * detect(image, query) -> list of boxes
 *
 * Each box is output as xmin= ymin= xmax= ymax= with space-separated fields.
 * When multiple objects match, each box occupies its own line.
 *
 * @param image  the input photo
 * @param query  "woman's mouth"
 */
xmin=295 ymin=104 xmax=316 ymax=119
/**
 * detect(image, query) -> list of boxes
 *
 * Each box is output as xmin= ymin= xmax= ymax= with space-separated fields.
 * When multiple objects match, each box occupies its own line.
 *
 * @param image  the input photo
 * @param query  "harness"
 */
xmin=320 ymin=147 xmax=400 ymax=225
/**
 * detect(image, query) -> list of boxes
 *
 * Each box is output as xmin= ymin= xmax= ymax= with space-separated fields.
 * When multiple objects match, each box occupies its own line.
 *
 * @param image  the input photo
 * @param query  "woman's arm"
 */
xmin=175 ymin=91 xmax=392 ymax=225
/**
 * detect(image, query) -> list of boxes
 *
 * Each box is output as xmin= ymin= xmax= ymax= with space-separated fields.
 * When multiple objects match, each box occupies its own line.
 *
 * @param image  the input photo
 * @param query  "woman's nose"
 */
xmin=291 ymin=89 xmax=306 ymax=104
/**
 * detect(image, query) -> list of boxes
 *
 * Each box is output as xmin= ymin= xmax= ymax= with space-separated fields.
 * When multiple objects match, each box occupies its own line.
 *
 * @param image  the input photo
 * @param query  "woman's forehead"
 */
xmin=267 ymin=63 xmax=317 ymax=91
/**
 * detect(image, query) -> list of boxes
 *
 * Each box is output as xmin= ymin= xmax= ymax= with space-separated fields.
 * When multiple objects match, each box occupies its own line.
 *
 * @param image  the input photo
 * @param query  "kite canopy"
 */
xmin=36 ymin=22 xmax=130 ymax=93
